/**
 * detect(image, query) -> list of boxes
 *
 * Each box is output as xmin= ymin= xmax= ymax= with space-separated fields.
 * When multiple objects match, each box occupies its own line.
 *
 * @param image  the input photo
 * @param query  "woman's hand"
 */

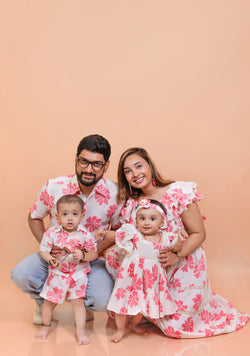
xmin=158 ymin=249 xmax=179 ymax=268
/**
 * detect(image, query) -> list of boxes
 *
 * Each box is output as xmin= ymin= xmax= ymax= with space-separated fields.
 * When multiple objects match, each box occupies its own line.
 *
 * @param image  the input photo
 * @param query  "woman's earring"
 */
xmin=152 ymin=177 xmax=156 ymax=186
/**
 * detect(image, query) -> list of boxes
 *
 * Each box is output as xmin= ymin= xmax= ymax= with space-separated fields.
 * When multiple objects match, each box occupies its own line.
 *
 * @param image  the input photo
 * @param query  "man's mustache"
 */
xmin=80 ymin=172 xmax=96 ymax=178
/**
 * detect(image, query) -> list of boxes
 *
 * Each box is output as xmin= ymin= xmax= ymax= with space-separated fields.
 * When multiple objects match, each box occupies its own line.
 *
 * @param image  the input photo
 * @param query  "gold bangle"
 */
xmin=176 ymin=250 xmax=184 ymax=258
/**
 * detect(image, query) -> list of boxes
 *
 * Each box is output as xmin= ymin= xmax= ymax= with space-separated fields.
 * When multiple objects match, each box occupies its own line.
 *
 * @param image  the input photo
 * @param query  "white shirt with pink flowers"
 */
xmin=30 ymin=175 xmax=121 ymax=238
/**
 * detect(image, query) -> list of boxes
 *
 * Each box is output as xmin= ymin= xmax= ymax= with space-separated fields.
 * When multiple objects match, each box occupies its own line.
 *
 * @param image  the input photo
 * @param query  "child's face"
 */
xmin=136 ymin=208 xmax=163 ymax=236
xmin=57 ymin=202 xmax=84 ymax=232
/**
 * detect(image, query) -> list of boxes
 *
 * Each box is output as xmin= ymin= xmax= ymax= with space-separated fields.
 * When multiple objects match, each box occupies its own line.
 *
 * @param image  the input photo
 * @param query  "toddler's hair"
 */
xmin=56 ymin=195 xmax=84 ymax=212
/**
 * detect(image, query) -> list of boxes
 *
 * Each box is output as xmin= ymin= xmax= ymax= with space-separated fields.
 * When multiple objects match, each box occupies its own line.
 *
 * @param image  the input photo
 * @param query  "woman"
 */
xmin=105 ymin=147 xmax=249 ymax=338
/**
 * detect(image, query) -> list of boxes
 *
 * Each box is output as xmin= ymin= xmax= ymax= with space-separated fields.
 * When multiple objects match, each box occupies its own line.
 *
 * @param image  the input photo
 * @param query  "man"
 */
xmin=11 ymin=134 xmax=120 ymax=324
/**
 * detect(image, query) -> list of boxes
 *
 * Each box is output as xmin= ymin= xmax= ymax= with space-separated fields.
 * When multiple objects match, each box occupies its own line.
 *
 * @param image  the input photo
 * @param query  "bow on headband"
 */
xmin=136 ymin=199 xmax=165 ymax=219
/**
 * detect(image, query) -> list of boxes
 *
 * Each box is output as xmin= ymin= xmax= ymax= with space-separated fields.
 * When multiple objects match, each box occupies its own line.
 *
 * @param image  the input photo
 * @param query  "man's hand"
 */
xmin=51 ymin=245 xmax=64 ymax=258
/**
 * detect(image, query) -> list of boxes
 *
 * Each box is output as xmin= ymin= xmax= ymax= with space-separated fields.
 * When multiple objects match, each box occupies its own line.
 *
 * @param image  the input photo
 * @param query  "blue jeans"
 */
xmin=11 ymin=253 xmax=114 ymax=311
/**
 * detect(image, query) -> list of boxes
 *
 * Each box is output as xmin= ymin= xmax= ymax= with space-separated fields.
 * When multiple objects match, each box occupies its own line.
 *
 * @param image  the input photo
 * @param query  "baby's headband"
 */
xmin=136 ymin=199 xmax=165 ymax=219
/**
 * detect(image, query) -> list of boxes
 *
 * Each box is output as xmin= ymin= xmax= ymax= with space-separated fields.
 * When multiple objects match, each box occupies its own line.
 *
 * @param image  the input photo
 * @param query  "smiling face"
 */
xmin=57 ymin=202 xmax=84 ymax=232
xmin=136 ymin=207 xmax=163 ymax=236
xmin=123 ymin=153 xmax=153 ymax=190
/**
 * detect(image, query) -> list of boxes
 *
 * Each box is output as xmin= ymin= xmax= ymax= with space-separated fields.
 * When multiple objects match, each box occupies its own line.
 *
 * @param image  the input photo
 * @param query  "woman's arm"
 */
xmin=159 ymin=202 xmax=206 ymax=267
xmin=96 ymin=230 xmax=116 ymax=254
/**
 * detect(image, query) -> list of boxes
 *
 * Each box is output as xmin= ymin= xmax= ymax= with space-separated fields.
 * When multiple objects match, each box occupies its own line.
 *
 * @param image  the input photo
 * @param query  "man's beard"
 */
xmin=77 ymin=171 xmax=102 ymax=187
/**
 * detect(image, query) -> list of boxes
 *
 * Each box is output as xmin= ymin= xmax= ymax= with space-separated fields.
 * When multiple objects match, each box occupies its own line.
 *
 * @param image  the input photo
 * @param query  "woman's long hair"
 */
xmin=117 ymin=147 xmax=175 ymax=202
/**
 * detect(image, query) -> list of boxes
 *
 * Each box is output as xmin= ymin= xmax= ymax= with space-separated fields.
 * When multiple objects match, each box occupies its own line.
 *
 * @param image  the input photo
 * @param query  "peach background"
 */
xmin=1 ymin=0 xmax=249 ymax=332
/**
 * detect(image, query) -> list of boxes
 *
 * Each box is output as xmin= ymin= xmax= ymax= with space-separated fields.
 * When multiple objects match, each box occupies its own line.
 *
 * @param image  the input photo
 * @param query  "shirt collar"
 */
xmin=94 ymin=177 xmax=108 ymax=197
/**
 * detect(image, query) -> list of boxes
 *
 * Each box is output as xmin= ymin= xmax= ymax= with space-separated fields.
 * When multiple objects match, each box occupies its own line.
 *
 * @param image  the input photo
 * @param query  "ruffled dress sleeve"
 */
xmin=169 ymin=181 xmax=203 ymax=215
xmin=115 ymin=223 xmax=139 ymax=254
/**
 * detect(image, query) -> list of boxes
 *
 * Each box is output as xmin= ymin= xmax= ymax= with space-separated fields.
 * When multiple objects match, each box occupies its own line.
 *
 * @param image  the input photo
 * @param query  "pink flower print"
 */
xmin=84 ymin=216 xmax=101 ymax=232
xmin=202 ymin=329 xmax=214 ymax=336
xmin=163 ymin=326 xmax=182 ymax=338
xmin=169 ymin=313 xmax=181 ymax=321
xmin=199 ymin=310 xmax=213 ymax=324
xmin=128 ymin=263 xmax=135 ymax=278
xmin=116 ymin=230 xmax=126 ymax=243
xmin=227 ymin=301 xmax=235 ymax=308
xmin=76 ymin=283 xmax=87 ymax=298
xmin=165 ymin=289 xmax=172 ymax=301
xmin=69 ymin=278 xmax=76 ymax=288
xmin=132 ymin=274 xmax=142 ymax=290
xmin=62 ymin=182 xmax=80 ymax=195
xmin=143 ymin=269 xmax=155 ymax=290
xmin=182 ymin=317 xmax=194 ymax=332
xmin=46 ymin=286 xmax=63 ymax=303
xmin=181 ymin=255 xmax=195 ymax=272
xmin=61 ymin=274 xmax=75 ymax=286
xmin=67 ymin=239 xmax=81 ymax=250
xmin=117 ymin=267 xmax=124 ymax=279
xmin=175 ymin=299 xmax=188 ymax=311
xmin=159 ymin=275 xmax=165 ymax=291
xmin=169 ymin=278 xmax=181 ymax=289
xmin=210 ymin=299 xmax=218 ymax=309
xmin=152 ymin=264 xmax=158 ymax=282
xmin=166 ymin=220 xmax=174 ymax=232
xmin=94 ymin=185 xmax=110 ymax=205
xmin=172 ymin=188 xmax=188 ymax=207
xmin=132 ymin=234 xmax=139 ymax=250
xmin=153 ymin=242 xmax=161 ymax=251
xmin=84 ymin=239 xmax=95 ymax=252
xmin=120 ymin=307 xmax=128 ymax=314
xmin=30 ymin=202 xmax=37 ymax=213
xmin=128 ymin=290 xmax=139 ymax=308
xmin=194 ymin=255 xmax=205 ymax=278
xmin=56 ymin=230 xmax=69 ymax=245
xmin=115 ymin=288 xmax=126 ymax=300
xmin=46 ymin=272 xmax=54 ymax=286
xmin=194 ymin=191 xmax=203 ymax=202
xmin=240 ymin=314 xmax=249 ymax=323
xmin=192 ymin=294 xmax=202 ymax=311
xmin=40 ymin=189 xmax=54 ymax=208
xmin=107 ymin=204 xmax=117 ymax=219
xmin=225 ymin=313 xmax=235 ymax=325
xmin=138 ymin=257 xmax=144 ymax=269
xmin=161 ymin=193 xmax=174 ymax=210
xmin=106 ymin=252 xmax=120 ymax=270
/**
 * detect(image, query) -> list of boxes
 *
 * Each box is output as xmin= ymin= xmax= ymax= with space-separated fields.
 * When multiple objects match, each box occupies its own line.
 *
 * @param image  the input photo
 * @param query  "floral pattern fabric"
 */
xmin=30 ymin=175 xmax=121 ymax=237
xmin=105 ymin=181 xmax=249 ymax=338
xmin=107 ymin=224 xmax=178 ymax=318
xmin=40 ymin=226 xmax=96 ymax=303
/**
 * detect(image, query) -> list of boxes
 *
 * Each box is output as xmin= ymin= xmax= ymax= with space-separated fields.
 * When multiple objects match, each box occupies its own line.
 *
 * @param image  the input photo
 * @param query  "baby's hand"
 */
xmin=73 ymin=248 xmax=84 ymax=261
xmin=178 ymin=229 xmax=189 ymax=241
xmin=95 ymin=229 xmax=106 ymax=241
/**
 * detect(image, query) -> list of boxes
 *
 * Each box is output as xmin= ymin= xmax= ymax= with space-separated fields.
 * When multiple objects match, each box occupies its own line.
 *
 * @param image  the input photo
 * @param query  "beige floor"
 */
xmin=2 ymin=264 xmax=250 ymax=356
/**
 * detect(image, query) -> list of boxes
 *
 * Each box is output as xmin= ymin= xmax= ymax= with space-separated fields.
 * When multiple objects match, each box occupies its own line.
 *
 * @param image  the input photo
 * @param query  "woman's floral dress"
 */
xmin=105 ymin=181 xmax=249 ymax=338
xmin=107 ymin=224 xmax=178 ymax=318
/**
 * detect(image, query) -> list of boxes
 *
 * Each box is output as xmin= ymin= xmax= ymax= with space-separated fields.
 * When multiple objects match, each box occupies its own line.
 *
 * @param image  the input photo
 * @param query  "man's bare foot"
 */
xmin=76 ymin=329 xmax=90 ymax=345
xmin=86 ymin=309 xmax=94 ymax=321
xmin=35 ymin=322 xmax=53 ymax=340
xmin=110 ymin=329 xmax=126 ymax=343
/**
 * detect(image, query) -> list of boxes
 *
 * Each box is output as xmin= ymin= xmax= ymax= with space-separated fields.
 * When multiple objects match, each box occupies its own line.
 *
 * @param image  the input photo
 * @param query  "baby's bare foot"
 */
xmin=110 ymin=329 xmax=126 ymax=343
xmin=129 ymin=324 xmax=149 ymax=335
xmin=76 ymin=329 xmax=90 ymax=345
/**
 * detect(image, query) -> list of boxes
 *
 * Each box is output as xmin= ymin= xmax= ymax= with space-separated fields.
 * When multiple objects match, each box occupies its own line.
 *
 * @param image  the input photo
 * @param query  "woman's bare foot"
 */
xmin=76 ymin=328 xmax=90 ymax=345
xmin=35 ymin=322 xmax=53 ymax=340
xmin=111 ymin=329 xmax=126 ymax=343
xmin=129 ymin=324 xmax=149 ymax=335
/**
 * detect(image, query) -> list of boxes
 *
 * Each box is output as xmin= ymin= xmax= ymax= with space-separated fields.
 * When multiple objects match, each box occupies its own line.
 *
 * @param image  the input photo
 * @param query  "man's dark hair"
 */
xmin=77 ymin=134 xmax=111 ymax=162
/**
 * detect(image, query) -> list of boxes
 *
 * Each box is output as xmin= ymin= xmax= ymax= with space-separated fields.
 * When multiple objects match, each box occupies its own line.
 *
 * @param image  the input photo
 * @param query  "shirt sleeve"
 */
xmin=171 ymin=181 xmax=203 ymax=215
xmin=115 ymin=224 xmax=138 ymax=254
xmin=84 ymin=233 xmax=97 ymax=252
xmin=40 ymin=228 xmax=54 ymax=252
xmin=30 ymin=180 xmax=55 ymax=220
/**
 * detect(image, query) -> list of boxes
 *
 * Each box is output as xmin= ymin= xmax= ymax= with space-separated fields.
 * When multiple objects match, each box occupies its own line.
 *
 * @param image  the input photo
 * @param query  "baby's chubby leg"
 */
xmin=72 ymin=298 xmax=89 ymax=345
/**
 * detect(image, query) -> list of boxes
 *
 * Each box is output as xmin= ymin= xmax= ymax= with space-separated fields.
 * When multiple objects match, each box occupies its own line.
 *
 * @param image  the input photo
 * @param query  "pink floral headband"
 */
xmin=136 ymin=199 xmax=165 ymax=219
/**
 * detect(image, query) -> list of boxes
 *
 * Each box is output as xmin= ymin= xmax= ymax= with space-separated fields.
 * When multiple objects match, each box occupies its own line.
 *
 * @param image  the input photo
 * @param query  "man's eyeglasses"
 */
xmin=77 ymin=158 xmax=105 ymax=171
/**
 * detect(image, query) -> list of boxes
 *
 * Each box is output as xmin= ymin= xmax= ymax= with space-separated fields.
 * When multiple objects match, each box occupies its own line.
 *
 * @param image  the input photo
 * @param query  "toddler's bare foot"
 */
xmin=76 ymin=329 xmax=90 ymax=345
xmin=35 ymin=323 xmax=52 ymax=340
xmin=111 ymin=329 xmax=126 ymax=343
